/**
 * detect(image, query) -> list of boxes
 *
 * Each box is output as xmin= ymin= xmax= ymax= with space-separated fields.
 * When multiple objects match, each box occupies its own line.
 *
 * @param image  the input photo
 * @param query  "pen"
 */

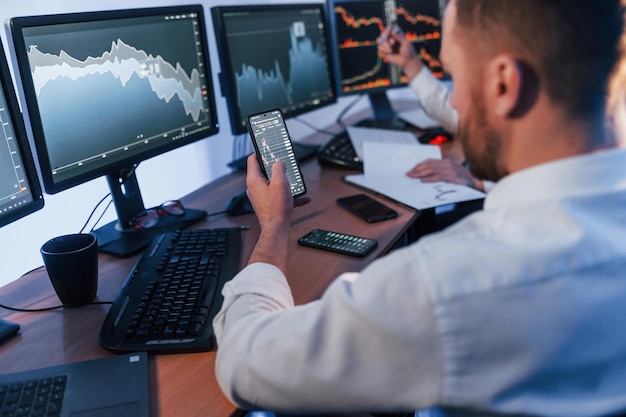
xmin=377 ymin=24 xmax=403 ymax=50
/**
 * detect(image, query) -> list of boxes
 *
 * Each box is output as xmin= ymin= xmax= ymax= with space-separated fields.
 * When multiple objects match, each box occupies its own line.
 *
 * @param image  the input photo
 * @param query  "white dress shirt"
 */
xmin=214 ymin=148 xmax=626 ymax=417
xmin=409 ymin=68 xmax=458 ymax=135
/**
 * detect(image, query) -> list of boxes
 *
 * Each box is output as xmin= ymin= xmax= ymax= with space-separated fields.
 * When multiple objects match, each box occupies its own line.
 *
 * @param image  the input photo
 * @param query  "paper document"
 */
xmin=362 ymin=142 xmax=441 ymax=178
xmin=397 ymin=108 xmax=440 ymax=129
xmin=346 ymin=126 xmax=419 ymax=160
xmin=344 ymin=141 xmax=486 ymax=210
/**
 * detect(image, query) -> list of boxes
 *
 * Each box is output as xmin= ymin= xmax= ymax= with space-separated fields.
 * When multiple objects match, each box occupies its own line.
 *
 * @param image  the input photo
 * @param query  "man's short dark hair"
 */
xmin=452 ymin=0 xmax=625 ymax=120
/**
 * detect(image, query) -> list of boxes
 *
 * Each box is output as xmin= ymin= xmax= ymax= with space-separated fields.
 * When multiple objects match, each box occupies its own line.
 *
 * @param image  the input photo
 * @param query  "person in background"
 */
xmin=213 ymin=1 xmax=626 ymax=416
xmin=377 ymin=23 xmax=492 ymax=192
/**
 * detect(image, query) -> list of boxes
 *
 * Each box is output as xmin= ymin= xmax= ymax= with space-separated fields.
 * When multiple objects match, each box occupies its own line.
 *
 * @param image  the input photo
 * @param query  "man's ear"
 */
xmin=484 ymin=54 xmax=523 ymax=118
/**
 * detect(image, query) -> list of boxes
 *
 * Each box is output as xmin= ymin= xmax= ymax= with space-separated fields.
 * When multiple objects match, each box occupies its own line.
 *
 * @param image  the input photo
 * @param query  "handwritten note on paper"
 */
xmin=344 ymin=141 xmax=486 ymax=210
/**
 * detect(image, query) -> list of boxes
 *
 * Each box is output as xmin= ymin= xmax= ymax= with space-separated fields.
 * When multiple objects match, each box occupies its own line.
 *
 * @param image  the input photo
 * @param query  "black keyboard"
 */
xmin=99 ymin=228 xmax=242 ymax=353
xmin=0 ymin=374 xmax=67 ymax=416
xmin=317 ymin=118 xmax=409 ymax=170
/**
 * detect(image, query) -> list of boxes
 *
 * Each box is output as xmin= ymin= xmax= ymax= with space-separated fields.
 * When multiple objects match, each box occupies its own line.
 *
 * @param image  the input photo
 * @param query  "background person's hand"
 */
xmin=377 ymin=25 xmax=424 ymax=81
xmin=407 ymin=158 xmax=485 ymax=191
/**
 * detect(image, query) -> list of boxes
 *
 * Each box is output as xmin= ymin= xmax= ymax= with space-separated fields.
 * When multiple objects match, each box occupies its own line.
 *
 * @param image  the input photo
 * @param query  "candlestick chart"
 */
xmin=333 ymin=0 xmax=444 ymax=94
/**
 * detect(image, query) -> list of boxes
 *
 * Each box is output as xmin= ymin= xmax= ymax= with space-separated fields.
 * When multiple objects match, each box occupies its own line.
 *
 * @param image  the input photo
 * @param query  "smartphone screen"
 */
xmin=247 ymin=109 xmax=306 ymax=198
xmin=337 ymin=194 xmax=398 ymax=223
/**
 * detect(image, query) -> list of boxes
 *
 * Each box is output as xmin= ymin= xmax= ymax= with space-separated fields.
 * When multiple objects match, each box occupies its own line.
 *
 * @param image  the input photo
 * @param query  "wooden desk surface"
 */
xmin=0 ymin=150 xmax=419 ymax=417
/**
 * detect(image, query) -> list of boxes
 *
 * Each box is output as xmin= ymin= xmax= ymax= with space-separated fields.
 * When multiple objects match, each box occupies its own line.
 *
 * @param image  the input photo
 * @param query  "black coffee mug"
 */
xmin=41 ymin=233 xmax=98 ymax=305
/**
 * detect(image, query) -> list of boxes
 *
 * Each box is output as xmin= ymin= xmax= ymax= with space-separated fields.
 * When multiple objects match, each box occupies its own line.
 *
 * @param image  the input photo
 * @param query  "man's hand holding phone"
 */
xmin=246 ymin=155 xmax=293 ymax=231
xmin=245 ymin=154 xmax=310 ymax=274
xmin=246 ymin=154 xmax=311 ymax=226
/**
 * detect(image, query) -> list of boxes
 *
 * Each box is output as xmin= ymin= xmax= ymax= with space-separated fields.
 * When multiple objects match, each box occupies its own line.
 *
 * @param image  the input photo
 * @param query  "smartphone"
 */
xmin=298 ymin=228 xmax=378 ymax=257
xmin=337 ymin=193 xmax=398 ymax=223
xmin=246 ymin=109 xmax=306 ymax=198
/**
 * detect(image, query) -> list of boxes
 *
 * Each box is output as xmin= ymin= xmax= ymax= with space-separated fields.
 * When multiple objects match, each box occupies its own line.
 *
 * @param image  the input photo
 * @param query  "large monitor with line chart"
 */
xmin=211 ymin=3 xmax=337 ymax=136
xmin=10 ymin=5 xmax=220 ymax=256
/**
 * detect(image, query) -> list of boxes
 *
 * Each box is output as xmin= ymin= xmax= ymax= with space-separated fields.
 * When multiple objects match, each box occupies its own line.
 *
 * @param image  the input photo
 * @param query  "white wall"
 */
xmin=0 ymin=0 xmax=416 ymax=288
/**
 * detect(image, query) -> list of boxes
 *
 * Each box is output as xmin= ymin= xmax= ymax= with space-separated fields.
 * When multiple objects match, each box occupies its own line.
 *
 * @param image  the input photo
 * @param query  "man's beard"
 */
xmin=457 ymin=86 xmax=508 ymax=183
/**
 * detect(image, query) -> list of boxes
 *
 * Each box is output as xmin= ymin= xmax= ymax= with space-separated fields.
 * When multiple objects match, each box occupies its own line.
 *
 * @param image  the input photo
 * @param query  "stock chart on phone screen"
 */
xmin=248 ymin=111 xmax=305 ymax=197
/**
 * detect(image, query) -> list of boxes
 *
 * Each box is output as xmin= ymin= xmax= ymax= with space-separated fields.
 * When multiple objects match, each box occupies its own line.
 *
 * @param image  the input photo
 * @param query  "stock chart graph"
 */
xmin=0 ymin=104 xmax=29 ymax=209
xmin=21 ymin=15 xmax=212 ymax=171
xmin=235 ymin=22 xmax=330 ymax=118
xmin=221 ymin=7 xmax=334 ymax=129
xmin=333 ymin=0 xmax=444 ymax=94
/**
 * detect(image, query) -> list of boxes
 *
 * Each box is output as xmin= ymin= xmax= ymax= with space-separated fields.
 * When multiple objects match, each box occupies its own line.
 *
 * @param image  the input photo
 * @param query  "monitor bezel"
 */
xmin=0 ymin=36 xmax=44 ymax=228
xmin=211 ymin=3 xmax=338 ymax=136
xmin=9 ymin=4 xmax=220 ymax=196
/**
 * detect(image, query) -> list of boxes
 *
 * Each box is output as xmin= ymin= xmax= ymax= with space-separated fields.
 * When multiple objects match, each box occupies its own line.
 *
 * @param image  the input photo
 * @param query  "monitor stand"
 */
xmin=94 ymin=208 xmax=207 ymax=257
xmin=93 ymin=167 xmax=207 ymax=257
xmin=355 ymin=91 xmax=408 ymax=130
xmin=368 ymin=91 xmax=396 ymax=121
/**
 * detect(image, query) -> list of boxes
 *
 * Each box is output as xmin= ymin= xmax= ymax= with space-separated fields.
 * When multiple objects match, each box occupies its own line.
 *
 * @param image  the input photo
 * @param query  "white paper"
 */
xmin=344 ymin=140 xmax=485 ymax=210
xmin=344 ymin=174 xmax=485 ymax=210
xmin=346 ymin=126 xmax=419 ymax=160
xmin=362 ymin=142 xmax=441 ymax=179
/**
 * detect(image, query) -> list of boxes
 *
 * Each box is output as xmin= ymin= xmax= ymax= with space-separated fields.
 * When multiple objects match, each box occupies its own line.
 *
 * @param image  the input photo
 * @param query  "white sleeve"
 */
xmin=212 ymin=252 xmax=443 ymax=414
xmin=409 ymin=68 xmax=458 ymax=135
xmin=482 ymin=180 xmax=496 ymax=193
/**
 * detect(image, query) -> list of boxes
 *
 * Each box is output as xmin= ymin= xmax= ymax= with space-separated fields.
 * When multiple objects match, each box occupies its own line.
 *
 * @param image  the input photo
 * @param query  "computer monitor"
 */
xmin=327 ymin=0 xmax=445 ymax=121
xmin=0 ymin=37 xmax=44 ymax=229
xmin=9 ymin=5 xmax=219 ymax=256
xmin=211 ymin=3 xmax=337 ymax=136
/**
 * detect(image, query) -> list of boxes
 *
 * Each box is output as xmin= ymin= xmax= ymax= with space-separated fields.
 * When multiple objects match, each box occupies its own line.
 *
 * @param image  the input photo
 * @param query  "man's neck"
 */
xmin=504 ymin=103 xmax=609 ymax=174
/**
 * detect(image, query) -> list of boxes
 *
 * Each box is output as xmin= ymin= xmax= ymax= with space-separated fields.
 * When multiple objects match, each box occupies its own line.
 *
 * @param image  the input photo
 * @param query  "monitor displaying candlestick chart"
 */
xmin=211 ymin=4 xmax=337 ymax=135
xmin=10 ymin=5 xmax=220 ymax=256
xmin=328 ymin=0 xmax=444 ymax=120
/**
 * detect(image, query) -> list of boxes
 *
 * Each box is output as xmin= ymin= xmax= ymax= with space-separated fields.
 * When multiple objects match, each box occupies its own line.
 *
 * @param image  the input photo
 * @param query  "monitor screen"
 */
xmin=211 ymin=3 xmax=337 ymax=136
xmin=10 ymin=5 xmax=219 ymax=256
xmin=0 ymin=37 xmax=44 ymax=228
xmin=327 ymin=0 xmax=444 ymax=120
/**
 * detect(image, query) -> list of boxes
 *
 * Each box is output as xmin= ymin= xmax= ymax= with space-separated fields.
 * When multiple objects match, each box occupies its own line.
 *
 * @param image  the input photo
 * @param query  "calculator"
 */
xmin=297 ymin=229 xmax=378 ymax=257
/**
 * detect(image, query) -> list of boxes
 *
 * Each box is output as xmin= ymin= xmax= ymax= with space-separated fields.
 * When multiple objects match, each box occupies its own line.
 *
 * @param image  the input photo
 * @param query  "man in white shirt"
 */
xmin=213 ymin=1 xmax=626 ymax=416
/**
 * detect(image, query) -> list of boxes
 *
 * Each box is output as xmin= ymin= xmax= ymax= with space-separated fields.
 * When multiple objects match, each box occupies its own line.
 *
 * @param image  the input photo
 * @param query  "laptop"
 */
xmin=0 ymin=352 xmax=150 ymax=417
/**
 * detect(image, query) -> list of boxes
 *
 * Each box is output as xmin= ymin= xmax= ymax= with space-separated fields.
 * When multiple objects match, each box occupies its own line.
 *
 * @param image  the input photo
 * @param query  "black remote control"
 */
xmin=297 ymin=229 xmax=378 ymax=257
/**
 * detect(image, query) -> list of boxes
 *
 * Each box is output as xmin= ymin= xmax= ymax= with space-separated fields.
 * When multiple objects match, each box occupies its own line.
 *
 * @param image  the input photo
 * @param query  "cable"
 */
xmin=335 ymin=94 xmax=365 ymax=127
xmin=89 ymin=198 xmax=114 ymax=233
xmin=79 ymin=163 xmax=146 ymax=233
xmin=79 ymin=193 xmax=112 ymax=234
xmin=292 ymin=117 xmax=337 ymax=136
xmin=0 ymin=300 xmax=113 ymax=313
xmin=19 ymin=264 xmax=45 ymax=277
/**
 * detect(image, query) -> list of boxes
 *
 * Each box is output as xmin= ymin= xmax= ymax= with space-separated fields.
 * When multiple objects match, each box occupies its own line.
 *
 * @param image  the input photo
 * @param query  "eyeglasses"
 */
xmin=130 ymin=200 xmax=185 ymax=229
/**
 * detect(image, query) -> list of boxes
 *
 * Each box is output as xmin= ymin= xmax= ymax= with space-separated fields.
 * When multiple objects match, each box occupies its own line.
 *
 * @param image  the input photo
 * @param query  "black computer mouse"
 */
xmin=226 ymin=191 xmax=254 ymax=216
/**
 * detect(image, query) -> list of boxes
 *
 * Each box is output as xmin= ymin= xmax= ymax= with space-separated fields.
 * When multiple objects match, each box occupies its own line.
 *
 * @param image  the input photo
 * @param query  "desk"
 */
xmin=0 ymin=133 xmax=420 ymax=417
